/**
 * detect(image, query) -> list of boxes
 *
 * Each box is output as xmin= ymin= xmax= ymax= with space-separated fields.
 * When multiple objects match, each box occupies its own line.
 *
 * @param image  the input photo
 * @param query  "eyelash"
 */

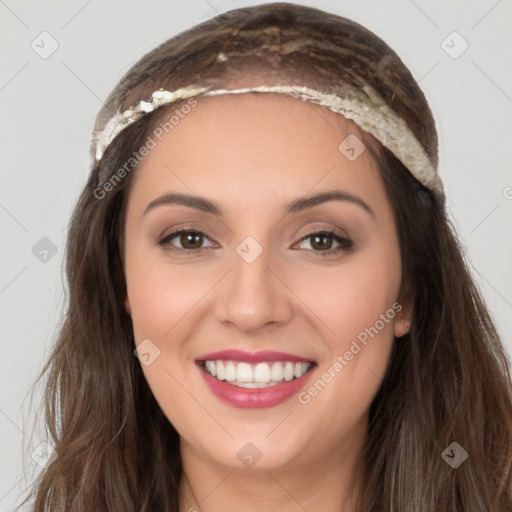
xmin=157 ymin=228 xmax=354 ymax=257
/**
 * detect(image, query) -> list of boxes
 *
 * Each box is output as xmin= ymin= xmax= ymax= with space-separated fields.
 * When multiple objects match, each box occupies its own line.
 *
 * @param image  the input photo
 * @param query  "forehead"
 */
xmin=128 ymin=93 xmax=385 ymax=213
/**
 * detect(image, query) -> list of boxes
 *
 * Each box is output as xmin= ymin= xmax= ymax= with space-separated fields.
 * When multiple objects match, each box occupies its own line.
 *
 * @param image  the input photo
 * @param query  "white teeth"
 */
xmin=254 ymin=362 xmax=271 ymax=383
xmin=205 ymin=360 xmax=216 ymax=377
xmin=225 ymin=361 xmax=237 ymax=381
xmin=230 ymin=381 xmax=279 ymax=388
xmin=295 ymin=363 xmax=309 ymax=378
xmin=202 ymin=360 xmax=312 ymax=387
xmin=236 ymin=362 xmax=253 ymax=382
xmin=270 ymin=362 xmax=283 ymax=381
xmin=216 ymin=360 xmax=225 ymax=380
xmin=283 ymin=362 xmax=294 ymax=381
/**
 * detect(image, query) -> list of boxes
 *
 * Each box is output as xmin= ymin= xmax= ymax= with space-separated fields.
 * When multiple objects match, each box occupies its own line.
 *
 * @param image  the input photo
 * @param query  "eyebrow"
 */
xmin=143 ymin=190 xmax=375 ymax=218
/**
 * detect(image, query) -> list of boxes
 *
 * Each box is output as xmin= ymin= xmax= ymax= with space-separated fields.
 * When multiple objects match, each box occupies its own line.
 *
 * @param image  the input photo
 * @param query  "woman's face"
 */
xmin=123 ymin=93 xmax=410 ymax=472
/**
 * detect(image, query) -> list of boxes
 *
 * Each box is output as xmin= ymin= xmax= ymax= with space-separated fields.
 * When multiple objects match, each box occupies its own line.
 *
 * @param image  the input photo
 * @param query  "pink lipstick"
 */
xmin=195 ymin=349 xmax=316 ymax=409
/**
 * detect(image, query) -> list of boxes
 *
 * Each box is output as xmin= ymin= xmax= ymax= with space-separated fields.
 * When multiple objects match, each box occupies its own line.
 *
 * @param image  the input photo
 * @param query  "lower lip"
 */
xmin=197 ymin=363 xmax=316 ymax=409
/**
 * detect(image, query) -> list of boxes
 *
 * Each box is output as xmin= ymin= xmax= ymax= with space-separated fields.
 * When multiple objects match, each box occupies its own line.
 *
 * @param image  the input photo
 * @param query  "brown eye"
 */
xmin=178 ymin=231 xmax=203 ymax=250
xmin=310 ymin=233 xmax=334 ymax=251
xmin=158 ymin=229 xmax=216 ymax=253
xmin=296 ymin=230 xmax=353 ymax=256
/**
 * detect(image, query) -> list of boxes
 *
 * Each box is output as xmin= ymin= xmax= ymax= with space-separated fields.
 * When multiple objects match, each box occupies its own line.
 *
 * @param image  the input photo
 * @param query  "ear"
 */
xmin=124 ymin=295 xmax=131 ymax=315
xmin=394 ymin=315 xmax=411 ymax=338
xmin=394 ymin=292 xmax=412 ymax=338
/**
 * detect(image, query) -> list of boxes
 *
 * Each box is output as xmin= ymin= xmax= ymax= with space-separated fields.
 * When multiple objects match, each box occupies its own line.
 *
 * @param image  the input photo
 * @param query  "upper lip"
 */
xmin=195 ymin=349 xmax=315 ymax=364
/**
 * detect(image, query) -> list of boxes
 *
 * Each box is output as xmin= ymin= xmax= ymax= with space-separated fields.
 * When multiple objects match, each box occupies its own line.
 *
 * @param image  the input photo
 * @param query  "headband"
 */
xmin=92 ymin=82 xmax=444 ymax=199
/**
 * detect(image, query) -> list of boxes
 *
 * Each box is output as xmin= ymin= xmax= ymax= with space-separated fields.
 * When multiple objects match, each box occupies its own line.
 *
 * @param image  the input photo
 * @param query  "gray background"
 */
xmin=1 ymin=0 xmax=511 ymax=509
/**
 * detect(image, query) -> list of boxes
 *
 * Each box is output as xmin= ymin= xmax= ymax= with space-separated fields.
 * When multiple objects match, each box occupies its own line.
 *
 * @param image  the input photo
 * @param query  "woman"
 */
xmin=26 ymin=3 xmax=512 ymax=511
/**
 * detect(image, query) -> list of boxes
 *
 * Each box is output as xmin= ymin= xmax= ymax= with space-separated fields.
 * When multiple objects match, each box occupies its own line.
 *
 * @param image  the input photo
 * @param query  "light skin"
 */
xmin=122 ymin=92 xmax=411 ymax=512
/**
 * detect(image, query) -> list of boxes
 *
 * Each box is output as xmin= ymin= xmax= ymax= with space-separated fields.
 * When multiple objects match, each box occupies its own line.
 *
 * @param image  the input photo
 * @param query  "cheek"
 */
xmin=124 ymin=250 xmax=212 ymax=425
xmin=294 ymin=246 xmax=401 ymax=428
xmin=126 ymin=248 xmax=212 ymax=342
xmin=302 ymin=246 xmax=402 ymax=346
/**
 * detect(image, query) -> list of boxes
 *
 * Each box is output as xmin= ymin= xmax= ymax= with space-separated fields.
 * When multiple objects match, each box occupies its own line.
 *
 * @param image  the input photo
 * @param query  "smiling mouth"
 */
xmin=197 ymin=359 xmax=316 ymax=388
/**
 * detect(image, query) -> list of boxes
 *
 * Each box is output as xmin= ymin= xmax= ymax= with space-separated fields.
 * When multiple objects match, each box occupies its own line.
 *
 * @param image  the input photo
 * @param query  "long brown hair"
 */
xmin=22 ymin=3 xmax=512 ymax=511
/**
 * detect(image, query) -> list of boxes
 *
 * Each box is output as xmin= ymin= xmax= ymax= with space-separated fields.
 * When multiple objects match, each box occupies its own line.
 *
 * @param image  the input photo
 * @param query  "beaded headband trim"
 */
xmin=92 ymin=83 xmax=444 ymax=198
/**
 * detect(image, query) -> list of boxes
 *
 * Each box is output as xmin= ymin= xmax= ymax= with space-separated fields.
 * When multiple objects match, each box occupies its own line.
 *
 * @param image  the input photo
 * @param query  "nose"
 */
xmin=213 ymin=243 xmax=295 ymax=333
